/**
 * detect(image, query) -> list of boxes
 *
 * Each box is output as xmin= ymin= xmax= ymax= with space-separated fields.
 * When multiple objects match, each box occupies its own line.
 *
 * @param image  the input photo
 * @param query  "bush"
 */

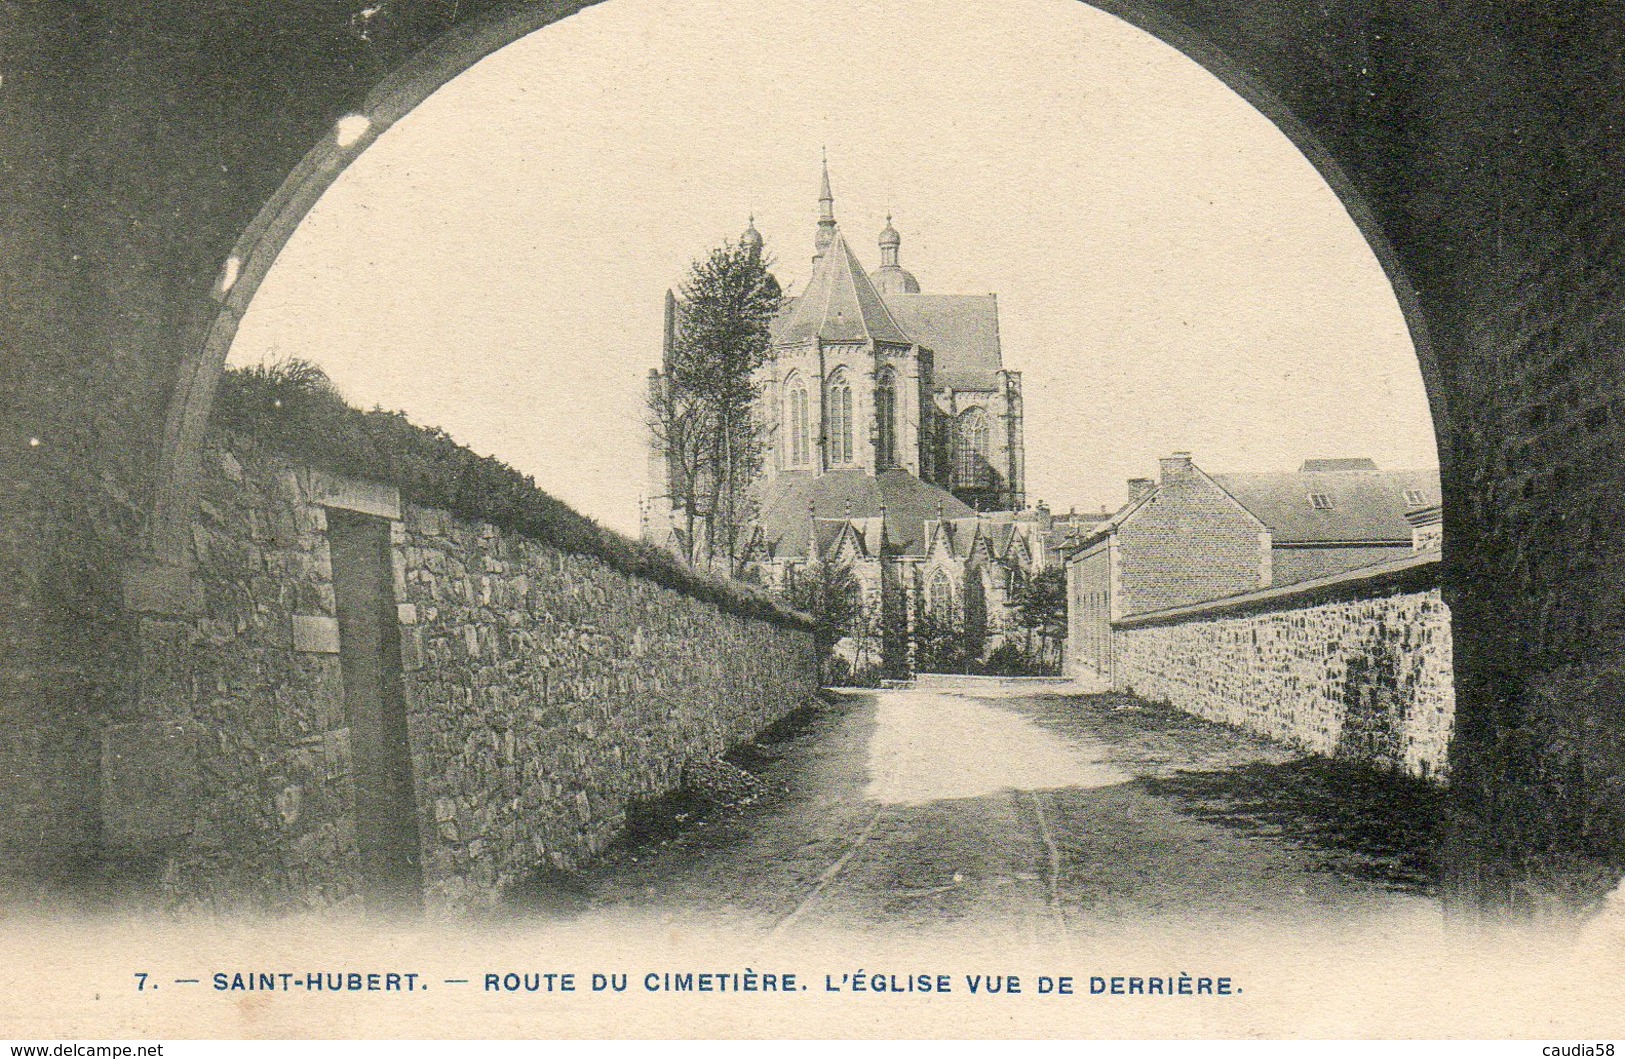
xmin=975 ymin=640 xmax=1060 ymax=677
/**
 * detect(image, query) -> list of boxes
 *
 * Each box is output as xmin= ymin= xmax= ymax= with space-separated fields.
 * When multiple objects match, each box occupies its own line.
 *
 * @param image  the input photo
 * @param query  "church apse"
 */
xmin=646 ymin=160 xmax=1061 ymax=678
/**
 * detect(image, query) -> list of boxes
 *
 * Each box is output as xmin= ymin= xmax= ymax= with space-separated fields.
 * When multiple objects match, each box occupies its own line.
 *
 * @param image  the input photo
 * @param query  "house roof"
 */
xmin=1300 ymin=458 xmax=1380 ymax=472
xmin=1210 ymin=469 xmax=1441 ymax=544
xmin=1060 ymin=493 xmax=1154 ymax=555
xmin=756 ymin=468 xmax=974 ymax=558
xmin=774 ymin=229 xmax=914 ymax=347
xmin=1045 ymin=509 xmax=1112 ymax=554
xmin=1405 ymin=502 xmax=1443 ymax=528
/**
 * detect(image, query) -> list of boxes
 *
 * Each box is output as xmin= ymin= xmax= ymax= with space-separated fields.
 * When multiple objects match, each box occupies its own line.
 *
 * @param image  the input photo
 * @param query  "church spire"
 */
xmin=814 ymin=150 xmax=837 ymax=263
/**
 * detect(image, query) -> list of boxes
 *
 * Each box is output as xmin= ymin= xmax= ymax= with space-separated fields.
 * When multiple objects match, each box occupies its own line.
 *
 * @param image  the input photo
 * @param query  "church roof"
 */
xmin=776 ymin=229 xmax=914 ymax=347
xmin=884 ymin=295 xmax=1003 ymax=389
xmin=757 ymin=469 xmax=974 ymax=558
xmin=871 ymin=265 xmax=922 ymax=295
xmin=987 ymin=519 xmax=1018 ymax=558
xmin=771 ymin=291 xmax=1006 ymax=389
xmin=813 ymin=518 xmax=854 ymax=559
xmin=936 ymin=517 xmax=988 ymax=560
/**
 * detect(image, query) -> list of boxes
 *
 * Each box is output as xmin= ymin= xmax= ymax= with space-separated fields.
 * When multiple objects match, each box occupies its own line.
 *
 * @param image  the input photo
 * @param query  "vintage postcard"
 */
xmin=1 ymin=0 xmax=1622 ymax=1044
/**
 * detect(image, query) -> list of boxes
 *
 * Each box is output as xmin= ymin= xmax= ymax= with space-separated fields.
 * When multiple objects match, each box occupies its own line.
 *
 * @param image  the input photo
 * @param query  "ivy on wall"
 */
xmin=209 ymin=361 xmax=811 ymax=629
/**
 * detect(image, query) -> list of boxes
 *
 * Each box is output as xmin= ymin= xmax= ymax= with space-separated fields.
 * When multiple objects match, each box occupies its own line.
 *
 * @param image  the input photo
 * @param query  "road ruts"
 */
xmin=765 ymin=804 xmax=886 ymax=939
xmin=1026 ymin=788 xmax=1070 ymax=949
xmin=764 ymin=785 xmax=1071 ymax=945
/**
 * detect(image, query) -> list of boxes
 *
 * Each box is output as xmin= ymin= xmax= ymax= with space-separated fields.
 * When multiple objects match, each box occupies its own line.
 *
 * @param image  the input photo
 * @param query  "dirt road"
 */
xmin=554 ymin=689 xmax=1443 ymax=944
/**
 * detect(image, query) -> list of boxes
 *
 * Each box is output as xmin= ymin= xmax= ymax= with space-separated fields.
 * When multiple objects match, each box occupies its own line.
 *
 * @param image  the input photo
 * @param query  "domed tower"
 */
xmin=870 ymin=214 xmax=921 ymax=295
xmin=740 ymin=214 xmax=763 ymax=256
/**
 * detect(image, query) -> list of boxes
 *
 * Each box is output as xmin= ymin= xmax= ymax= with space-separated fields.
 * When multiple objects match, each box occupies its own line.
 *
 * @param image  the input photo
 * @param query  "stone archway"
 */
xmin=2 ymin=0 xmax=1621 ymax=908
xmin=146 ymin=0 xmax=1450 ymax=568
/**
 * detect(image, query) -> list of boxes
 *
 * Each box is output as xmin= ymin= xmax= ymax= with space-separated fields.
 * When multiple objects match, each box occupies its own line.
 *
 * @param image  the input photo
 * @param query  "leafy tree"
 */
xmin=913 ymin=594 xmax=966 ymax=674
xmin=962 ymin=563 xmax=989 ymax=659
xmin=879 ymin=564 xmax=912 ymax=680
xmin=783 ymin=560 xmax=862 ymax=683
xmin=648 ymin=238 xmax=782 ymax=575
xmin=1010 ymin=565 xmax=1068 ymax=669
xmin=914 ymin=565 xmax=989 ymax=674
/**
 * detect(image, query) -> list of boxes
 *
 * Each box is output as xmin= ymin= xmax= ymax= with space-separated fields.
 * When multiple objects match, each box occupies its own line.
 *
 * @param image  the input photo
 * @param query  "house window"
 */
xmin=875 ymin=368 xmax=897 ymax=469
xmin=955 ymin=408 xmax=992 ymax=489
xmin=1308 ymin=492 xmax=1334 ymax=510
xmin=826 ymin=371 xmax=853 ymax=465
xmin=928 ymin=568 xmax=955 ymax=614
xmin=1403 ymin=488 xmax=1426 ymax=506
xmin=785 ymin=377 xmax=810 ymax=467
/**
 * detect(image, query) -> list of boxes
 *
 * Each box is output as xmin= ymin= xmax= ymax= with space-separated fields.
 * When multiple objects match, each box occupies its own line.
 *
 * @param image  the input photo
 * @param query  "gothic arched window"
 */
xmin=826 ymin=370 xmax=853 ymax=465
xmin=785 ymin=375 xmax=810 ymax=468
xmin=956 ymin=407 xmax=992 ymax=489
xmin=875 ymin=368 xmax=897 ymax=469
xmin=1007 ymin=565 xmax=1026 ymax=596
xmin=928 ymin=568 xmax=955 ymax=614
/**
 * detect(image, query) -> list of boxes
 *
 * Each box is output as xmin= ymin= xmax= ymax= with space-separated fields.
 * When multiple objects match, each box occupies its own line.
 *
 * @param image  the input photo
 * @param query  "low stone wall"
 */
xmin=128 ymin=444 xmax=817 ymax=912
xmin=1113 ymin=568 xmax=1454 ymax=780
xmin=911 ymin=674 xmax=1077 ymax=691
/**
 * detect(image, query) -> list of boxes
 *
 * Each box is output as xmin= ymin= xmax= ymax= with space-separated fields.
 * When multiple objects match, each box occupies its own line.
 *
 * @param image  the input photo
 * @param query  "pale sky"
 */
xmin=229 ymin=0 xmax=1439 ymax=536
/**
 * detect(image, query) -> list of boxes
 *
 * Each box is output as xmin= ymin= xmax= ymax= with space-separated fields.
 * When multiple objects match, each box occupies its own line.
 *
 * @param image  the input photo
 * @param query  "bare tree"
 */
xmin=647 ymin=368 xmax=713 ymax=562
xmin=648 ymin=238 xmax=782 ymax=574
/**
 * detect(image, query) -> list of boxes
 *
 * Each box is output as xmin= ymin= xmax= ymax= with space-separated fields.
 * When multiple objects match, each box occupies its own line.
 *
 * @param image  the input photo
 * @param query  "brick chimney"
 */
xmin=1127 ymin=478 xmax=1155 ymax=503
xmin=1158 ymin=452 xmax=1194 ymax=482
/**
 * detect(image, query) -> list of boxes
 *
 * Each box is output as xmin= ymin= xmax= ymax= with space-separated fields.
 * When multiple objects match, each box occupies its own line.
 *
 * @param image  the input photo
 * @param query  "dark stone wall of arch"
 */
xmin=1 ymin=0 xmax=1621 ymax=907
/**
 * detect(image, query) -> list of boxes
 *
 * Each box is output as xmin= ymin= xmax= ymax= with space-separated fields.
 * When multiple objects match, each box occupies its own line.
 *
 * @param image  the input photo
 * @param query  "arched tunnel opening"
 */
xmin=1 ymin=0 xmax=1621 ymax=934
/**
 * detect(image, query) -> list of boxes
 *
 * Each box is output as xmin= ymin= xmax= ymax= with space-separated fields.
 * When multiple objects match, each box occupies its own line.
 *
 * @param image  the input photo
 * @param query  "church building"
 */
xmin=647 ymin=162 xmax=1065 ymax=678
